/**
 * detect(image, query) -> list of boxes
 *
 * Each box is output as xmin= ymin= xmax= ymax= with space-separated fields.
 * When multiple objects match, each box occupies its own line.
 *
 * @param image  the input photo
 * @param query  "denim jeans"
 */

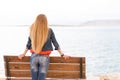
xmin=30 ymin=53 xmax=50 ymax=80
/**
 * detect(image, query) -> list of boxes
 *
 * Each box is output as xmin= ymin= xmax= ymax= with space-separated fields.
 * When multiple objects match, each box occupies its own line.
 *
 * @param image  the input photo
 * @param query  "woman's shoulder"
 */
xmin=49 ymin=28 xmax=53 ymax=32
xmin=49 ymin=28 xmax=52 ymax=30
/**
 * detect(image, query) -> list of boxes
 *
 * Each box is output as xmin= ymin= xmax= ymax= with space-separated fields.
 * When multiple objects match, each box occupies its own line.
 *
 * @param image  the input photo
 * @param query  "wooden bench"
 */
xmin=4 ymin=55 xmax=86 ymax=80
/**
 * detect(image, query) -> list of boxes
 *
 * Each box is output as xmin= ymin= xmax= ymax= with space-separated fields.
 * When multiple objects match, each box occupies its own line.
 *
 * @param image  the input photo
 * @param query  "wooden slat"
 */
xmin=47 ymin=71 xmax=81 ymax=78
xmin=7 ymin=70 xmax=85 ymax=78
xmin=49 ymin=63 xmax=83 ymax=71
xmin=4 ymin=77 xmax=31 ymax=80
xmin=8 ymin=70 xmax=31 ymax=77
xmin=8 ymin=63 xmax=85 ymax=71
xmin=4 ymin=78 xmax=84 ymax=80
xmin=4 ymin=56 xmax=30 ymax=62
xmin=8 ymin=63 xmax=30 ymax=70
xmin=50 ymin=57 xmax=85 ymax=63
xmin=4 ymin=56 xmax=85 ymax=63
xmin=5 ymin=70 xmax=86 ymax=78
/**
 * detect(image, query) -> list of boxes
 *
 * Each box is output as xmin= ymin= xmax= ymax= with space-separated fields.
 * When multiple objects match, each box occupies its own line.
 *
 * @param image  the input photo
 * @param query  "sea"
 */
xmin=0 ymin=25 xmax=120 ymax=77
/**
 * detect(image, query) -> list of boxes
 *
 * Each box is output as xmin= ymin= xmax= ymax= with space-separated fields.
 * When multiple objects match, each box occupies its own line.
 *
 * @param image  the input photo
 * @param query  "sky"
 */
xmin=0 ymin=0 xmax=120 ymax=25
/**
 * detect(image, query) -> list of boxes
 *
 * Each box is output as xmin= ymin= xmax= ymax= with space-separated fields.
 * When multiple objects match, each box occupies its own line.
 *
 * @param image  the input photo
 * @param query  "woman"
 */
xmin=18 ymin=14 xmax=70 ymax=80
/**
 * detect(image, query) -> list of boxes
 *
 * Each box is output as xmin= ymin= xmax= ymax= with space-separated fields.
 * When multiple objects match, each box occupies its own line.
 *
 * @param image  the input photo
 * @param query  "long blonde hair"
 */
xmin=30 ymin=14 xmax=49 ymax=53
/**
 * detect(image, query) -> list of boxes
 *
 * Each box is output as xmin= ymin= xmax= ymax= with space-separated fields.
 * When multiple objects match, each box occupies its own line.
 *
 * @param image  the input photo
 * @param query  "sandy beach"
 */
xmin=88 ymin=73 xmax=120 ymax=80
xmin=99 ymin=73 xmax=120 ymax=80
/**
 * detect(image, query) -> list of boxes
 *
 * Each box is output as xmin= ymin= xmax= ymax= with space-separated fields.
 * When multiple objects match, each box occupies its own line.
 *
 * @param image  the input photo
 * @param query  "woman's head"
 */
xmin=35 ymin=14 xmax=48 ymax=28
xmin=30 ymin=14 xmax=49 ymax=53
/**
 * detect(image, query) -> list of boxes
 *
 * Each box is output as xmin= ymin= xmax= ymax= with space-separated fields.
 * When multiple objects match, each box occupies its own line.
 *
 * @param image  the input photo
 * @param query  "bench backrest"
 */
xmin=4 ymin=55 xmax=86 ymax=79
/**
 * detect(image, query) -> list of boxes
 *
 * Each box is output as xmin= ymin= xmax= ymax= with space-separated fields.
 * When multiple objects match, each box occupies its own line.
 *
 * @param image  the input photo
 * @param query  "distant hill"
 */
xmin=80 ymin=20 xmax=120 ymax=27
xmin=0 ymin=20 xmax=120 ymax=27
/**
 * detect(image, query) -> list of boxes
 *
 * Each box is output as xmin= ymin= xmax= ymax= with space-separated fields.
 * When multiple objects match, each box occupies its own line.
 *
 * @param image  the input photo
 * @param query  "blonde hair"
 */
xmin=30 ymin=14 xmax=49 ymax=53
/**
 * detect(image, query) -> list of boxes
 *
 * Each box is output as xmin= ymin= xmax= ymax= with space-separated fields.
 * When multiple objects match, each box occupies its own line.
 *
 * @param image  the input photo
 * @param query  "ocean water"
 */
xmin=0 ymin=25 xmax=120 ymax=76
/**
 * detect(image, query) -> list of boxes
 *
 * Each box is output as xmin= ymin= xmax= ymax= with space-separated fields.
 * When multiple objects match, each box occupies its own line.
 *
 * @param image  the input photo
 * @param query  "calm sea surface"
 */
xmin=0 ymin=26 xmax=120 ymax=76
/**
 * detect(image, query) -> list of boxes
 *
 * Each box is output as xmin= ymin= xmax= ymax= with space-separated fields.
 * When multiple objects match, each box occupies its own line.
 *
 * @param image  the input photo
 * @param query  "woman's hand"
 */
xmin=18 ymin=54 xmax=25 ymax=60
xmin=18 ymin=49 xmax=28 ymax=60
xmin=63 ymin=55 xmax=70 ymax=60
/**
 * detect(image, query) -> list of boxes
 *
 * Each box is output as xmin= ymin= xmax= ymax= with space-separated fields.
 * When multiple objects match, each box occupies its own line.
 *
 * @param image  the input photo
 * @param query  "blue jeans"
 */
xmin=30 ymin=53 xmax=50 ymax=80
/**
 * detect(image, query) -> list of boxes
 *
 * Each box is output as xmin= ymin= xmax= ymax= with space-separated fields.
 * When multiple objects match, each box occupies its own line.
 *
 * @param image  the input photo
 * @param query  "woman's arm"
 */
xmin=18 ymin=37 xmax=31 ymax=60
xmin=50 ymin=29 xmax=70 ymax=59
xmin=18 ymin=48 xmax=28 ymax=60
xmin=57 ymin=49 xmax=70 ymax=60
